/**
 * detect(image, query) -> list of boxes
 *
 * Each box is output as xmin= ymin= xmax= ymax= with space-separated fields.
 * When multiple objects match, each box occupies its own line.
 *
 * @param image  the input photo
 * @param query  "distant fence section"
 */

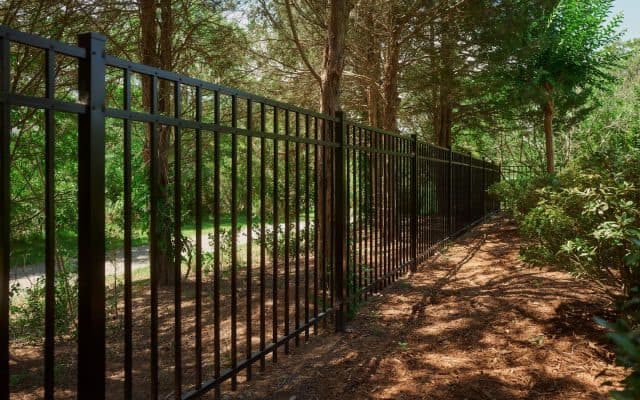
xmin=501 ymin=164 xmax=534 ymax=181
xmin=0 ymin=26 xmax=500 ymax=399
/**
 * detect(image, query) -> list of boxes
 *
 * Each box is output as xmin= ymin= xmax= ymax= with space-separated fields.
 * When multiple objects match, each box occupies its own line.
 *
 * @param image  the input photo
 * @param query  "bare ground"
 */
xmin=220 ymin=215 xmax=626 ymax=400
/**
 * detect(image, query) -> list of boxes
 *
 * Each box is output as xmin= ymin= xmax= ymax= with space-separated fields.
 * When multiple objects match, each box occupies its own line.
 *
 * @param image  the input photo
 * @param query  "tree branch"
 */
xmin=285 ymin=0 xmax=322 ymax=85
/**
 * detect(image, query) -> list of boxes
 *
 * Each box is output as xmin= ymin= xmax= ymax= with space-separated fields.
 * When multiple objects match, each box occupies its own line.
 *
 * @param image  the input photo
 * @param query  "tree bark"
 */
xmin=320 ymin=0 xmax=350 ymax=116
xmin=434 ymin=91 xmax=452 ymax=148
xmin=543 ymin=82 xmax=555 ymax=174
xmin=434 ymin=23 xmax=454 ymax=221
xmin=381 ymin=20 xmax=401 ymax=242
xmin=381 ymin=27 xmax=400 ymax=132
xmin=434 ymin=22 xmax=453 ymax=149
xmin=140 ymin=0 xmax=175 ymax=286
xmin=364 ymin=6 xmax=382 ymax=128
xmin=317 ymin=0 xmax=352 ymax=284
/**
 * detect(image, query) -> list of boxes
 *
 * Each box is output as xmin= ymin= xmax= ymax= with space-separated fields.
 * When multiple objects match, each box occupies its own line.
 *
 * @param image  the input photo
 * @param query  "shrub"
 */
xmin=489 ymin=173 xmax=553 ymax=219
xmin=508 ymin=166 xmax=639 ymax=297
xmin=10 ymin=261 xmax=78 ymax=340
xmin=597 ymin=287 xmax=640 ymax=400
xmin=520 ymin=200 xmax=576 ymax=265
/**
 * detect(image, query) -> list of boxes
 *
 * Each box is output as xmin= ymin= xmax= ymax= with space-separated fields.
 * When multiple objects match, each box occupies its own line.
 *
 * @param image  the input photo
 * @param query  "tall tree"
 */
xmin=253 ymin=0 xmax=354 ymax=273
xmin=139 ymin=0 xmax=177 ymax=285
xmin=513 ymin=0 xmax=623 ymax=173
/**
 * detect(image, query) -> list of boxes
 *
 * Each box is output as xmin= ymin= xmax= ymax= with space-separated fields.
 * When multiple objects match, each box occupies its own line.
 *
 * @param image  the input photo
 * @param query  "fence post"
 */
xmin=77 ymin=32 xmax=106 ymax=399
xmin=482 ymin=157 xmax=486 ymax=217
xmin=468 ymin=153 xmax=472 ymax=226
xmin=448 ymin=148 xmax=453 ymax=237
xmin=0 ymin=33 xmax=10 ymax=399
xmin=498 ymin=164 xmax=502 ymax=211
xmin=411 ymin=134 xmax=418 ymax=272
xmin=334 ymin=111 xmax=347 ymax=332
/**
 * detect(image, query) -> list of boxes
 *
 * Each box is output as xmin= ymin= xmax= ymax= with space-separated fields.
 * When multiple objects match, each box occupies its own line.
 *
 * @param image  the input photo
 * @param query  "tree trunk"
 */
xmin=434 ymin=24 xmax=453 ymax=149
xmin=435 ymin=94 xmax=452 ymax=148
xmin=364 ymin=11 xmax=382 ymax=128
xmin=381 ymin=23 xmax=401 ymax=242
xmin=140 ymin=0 xmax=175 ymax=286
xmin=381 ymin=29 xmax=400 ymax=132
xmin=317 ymin=0 xmax=352 ymax=287
xmin=543 ymin=82 xmax=555 ymax=174
xmin=434 ymin=26 xmax=454 ymax=222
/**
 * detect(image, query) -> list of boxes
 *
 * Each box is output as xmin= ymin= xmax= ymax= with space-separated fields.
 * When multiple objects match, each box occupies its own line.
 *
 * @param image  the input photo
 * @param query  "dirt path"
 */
xmin=221 ymin=215 xmax=625 ymax=400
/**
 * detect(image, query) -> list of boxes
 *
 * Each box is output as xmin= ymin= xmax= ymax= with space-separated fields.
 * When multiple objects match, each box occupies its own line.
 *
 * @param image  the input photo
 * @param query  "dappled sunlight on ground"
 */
xmin=222 ymin=215 xmax=625 ymax=400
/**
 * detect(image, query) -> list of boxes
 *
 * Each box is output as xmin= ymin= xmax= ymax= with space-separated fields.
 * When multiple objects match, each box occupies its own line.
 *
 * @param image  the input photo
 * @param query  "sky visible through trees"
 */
xmin=613 ymin=0 xmax=640 ymax=40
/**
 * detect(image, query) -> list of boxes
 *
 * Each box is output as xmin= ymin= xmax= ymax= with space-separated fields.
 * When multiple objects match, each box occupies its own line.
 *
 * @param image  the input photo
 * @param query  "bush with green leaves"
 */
xmin=492 ymin=41 xmax=640 ymax=399
xmin=493 ymin=40 xmax=640 ymax=299
xmin=489 ymin=173 xmax=555 ymax=220
xmin=523 ymin=170 xmax=638 ymax=293
xmin=9 ymin=262 xmax=78 ymax=340
xmin=597 ymin=287 xmax=640 ymax=400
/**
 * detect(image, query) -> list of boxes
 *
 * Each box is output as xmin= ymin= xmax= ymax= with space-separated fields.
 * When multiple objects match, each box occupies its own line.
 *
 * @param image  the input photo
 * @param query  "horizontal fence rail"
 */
xmin=0 ymin=26 xmax=500 ymax=399
xmin=501 ymin=164 xmax=534 ymax=181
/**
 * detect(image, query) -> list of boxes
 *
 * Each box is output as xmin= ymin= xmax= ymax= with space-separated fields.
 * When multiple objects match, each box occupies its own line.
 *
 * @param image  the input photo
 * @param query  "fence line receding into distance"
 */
xmin=0 ymin=26 xmax=500 ymax=399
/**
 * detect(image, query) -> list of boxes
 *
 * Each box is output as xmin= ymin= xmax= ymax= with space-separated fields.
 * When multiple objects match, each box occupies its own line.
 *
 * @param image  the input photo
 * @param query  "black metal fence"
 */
xmin=501 ymin=164 xmax=534 ymax=181
xmin=0 ymin=27 xmax=500 ymax=399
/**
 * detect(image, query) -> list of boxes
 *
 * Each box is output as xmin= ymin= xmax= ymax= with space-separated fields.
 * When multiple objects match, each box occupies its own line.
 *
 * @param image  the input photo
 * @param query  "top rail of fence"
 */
xmin=0 ymin=23 xmax=498 ymax=168
xmin=104 ymin=55 xmax=337 ymax=123
xmin=0 ymin=25 xmax=87 ymax=59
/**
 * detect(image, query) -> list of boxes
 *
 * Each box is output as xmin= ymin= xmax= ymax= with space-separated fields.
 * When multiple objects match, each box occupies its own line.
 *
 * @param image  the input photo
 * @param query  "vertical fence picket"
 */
xmin=77 ymin=32 xmax=107 ymax=400
xmin=259 ymin=102 xmax=266 ymax=370
xmin=148 ymin=73 xmax=159 ymax=400
xmin=213 ymin=90 xmax=221 ymax=399
xmin=194 ymin=85 xmax=203 ymax=390
xmin=283 ymin=109 xmax=290 ymax=355
xmin=334 ymin=111 xmax=347 ymax=332
xmin=43 ymin=47 xmax=56 ymax=400
xmin=272 ymin=107 xmax=279 ymax=363
xmin=246 ymin=98 xmax=253 ymax=381
xmin=173 ymin=82 xmax=183 ymax=399
xmin=123 ymin=66 xmax=133 ymax=400
xmin=0 ymin=33 xmax=10 ymax=400
xmin=411 ymin=135 xmax=418 ymax=272
xmin=230 ymin=94 xmax=238 ymax=390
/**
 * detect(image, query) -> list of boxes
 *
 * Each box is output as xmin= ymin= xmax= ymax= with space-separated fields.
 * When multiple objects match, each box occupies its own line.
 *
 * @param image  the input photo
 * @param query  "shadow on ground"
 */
xmin=221 ymin=215 xmax=623 ymax=400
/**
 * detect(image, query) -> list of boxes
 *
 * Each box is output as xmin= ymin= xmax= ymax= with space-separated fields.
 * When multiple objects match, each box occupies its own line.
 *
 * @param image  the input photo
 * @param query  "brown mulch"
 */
xmin=218 ymin=215 xmax=626 ymax=400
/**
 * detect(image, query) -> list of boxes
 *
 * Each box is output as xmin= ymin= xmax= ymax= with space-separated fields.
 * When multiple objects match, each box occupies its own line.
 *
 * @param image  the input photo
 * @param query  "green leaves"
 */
xmin=596 ymin=287 xmax=640 ymax=400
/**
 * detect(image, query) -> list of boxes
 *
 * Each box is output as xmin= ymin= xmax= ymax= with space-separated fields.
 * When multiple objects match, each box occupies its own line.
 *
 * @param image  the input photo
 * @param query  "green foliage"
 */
xmin=597 ymin=287 xmax=640 ymax=400
xmin=520 ymin=0 xmax=624 ymax=99
xmin=495 ymin=42 xmax=640 ymax=296
xmin=257 ymin=222 xmax=316 ymax=261
xmin=506 ymin=153 xmax=639 ymax=295
xmin=489 ymin=174 xmax=554 ymax=219
xmin=520 ymin=200 xmax=575 ymax=265
xmin=9 ymin=260 xmax=78 ymax=340
xmin=503 ymin=0 xmax=626 ymax=136
xmin=492 ymin=42 xmax=640 ymax=399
